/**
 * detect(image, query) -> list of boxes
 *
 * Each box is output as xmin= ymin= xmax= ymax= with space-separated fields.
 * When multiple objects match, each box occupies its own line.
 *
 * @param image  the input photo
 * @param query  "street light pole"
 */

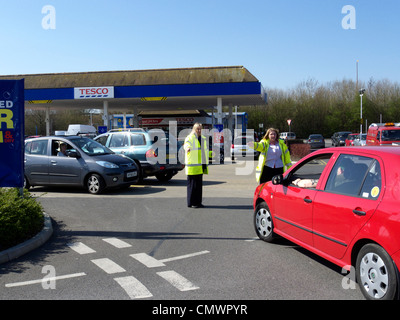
xmin=356 ymin=60 xmax=359 ymax=90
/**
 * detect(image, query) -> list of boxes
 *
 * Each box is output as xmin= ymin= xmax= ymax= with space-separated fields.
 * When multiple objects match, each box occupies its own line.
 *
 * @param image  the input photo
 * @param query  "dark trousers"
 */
xmin=187 ymin=174 xmax=203 ymax=207
xmin=260 ymin=166 xmax=283 ymax=184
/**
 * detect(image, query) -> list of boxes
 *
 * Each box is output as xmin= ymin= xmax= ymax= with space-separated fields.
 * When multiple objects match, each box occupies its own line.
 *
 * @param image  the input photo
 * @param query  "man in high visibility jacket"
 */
xmin=184 ymin=123 xmax=209 ymax=208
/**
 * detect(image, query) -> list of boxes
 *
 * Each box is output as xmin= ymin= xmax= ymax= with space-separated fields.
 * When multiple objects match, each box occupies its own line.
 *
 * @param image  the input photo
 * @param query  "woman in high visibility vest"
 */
xmin=184 ymin=123 xmax=209 ymax=208
xmin=248 ymin=128 xmax=292 ymax=184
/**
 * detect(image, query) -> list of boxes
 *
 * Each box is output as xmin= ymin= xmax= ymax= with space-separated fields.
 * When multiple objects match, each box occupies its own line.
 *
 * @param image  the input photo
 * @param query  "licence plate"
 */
xmin=127 ymin=171 xmax=137 ymax=178
xmin=166 ymin=154 xmax=176 ymax=159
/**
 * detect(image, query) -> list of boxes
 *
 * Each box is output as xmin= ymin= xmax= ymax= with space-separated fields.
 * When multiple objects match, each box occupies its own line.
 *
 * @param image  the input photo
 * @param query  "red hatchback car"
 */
xmin=345 ymin=133 xmax=359 ymax=146
xmin=253 ymin=146 xmax=400 ymax=300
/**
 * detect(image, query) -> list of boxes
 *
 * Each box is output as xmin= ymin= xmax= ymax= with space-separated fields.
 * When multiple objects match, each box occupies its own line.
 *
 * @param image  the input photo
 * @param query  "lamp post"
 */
xmin=356 ymin=60 xmax=359 ymax=90
xmin=359 ymin=88 xmax=365 ymax=136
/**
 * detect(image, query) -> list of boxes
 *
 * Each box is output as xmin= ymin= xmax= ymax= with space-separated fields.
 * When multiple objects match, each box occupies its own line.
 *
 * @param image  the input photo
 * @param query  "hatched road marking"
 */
xmin=67 ymin=242 xmax=96 ymax=254
xmin=6 ymin=238 xmax=207 ymax=299
xmin=114 ymin=276 xmax=153 ymax=299
xmin=102 ymin=238 xmax=132 ymax=248
xmin=130 ymin=253 xmax=166 ymax=268
xmin=91 ymin=258 xmax=126 ymax=274
xmin=157 ymin=270 xmax=199 ymax=291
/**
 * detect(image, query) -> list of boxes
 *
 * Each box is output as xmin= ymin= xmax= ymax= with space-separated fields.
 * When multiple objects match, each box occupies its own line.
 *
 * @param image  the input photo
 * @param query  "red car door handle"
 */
xmin=353 ymin=209 xmax=366 ymax=216
xmin=304 ymin=198 xmax=312 ymax=203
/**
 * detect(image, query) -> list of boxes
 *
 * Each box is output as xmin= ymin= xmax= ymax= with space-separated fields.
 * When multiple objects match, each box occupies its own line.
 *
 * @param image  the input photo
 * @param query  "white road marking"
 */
xmin=157 ymin=270 xmax=199 ymax=291
xmin=8 ymin=240 xmax=205 ymax=298
xmin=91 ymin=258 xmax=126 ymax=274
xmin=67 ymin=242 xmax=96 ymax=254
xmin=5 ymin=272 xmax=86 ymax=288
xmin=114 ymin=276 xmax=153 ymax=299
xmin=130 ymin=253 xmax=166 ymax=268
xmin=102 ymin=238 xmax=132 ymax=248
xmin=160 ymin=250 xmax=210 ymax=263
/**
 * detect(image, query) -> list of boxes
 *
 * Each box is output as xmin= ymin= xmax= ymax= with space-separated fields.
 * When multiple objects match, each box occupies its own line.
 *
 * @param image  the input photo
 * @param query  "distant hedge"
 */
xmin=287 ymin=140 xmax=311 ymax=161
xmin=0 ymin=188 xmax=44 ymax=250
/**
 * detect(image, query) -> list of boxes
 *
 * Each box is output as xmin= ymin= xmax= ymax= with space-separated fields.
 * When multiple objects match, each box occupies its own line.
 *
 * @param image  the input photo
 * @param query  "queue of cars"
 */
xmin=24 ymin=135 xmax=139 ymax=194
xmin=20 ymin=128 xmax=370 ymax=196
xmin=331 ymin=122 xmax=400 ymax=147
xmin=23 ymin=127 xmax=235 ymax=194
xmin=94 ymin=129 xmax=184 ymax=182
xmin=23 ymin=128 xmax=186 ymax=194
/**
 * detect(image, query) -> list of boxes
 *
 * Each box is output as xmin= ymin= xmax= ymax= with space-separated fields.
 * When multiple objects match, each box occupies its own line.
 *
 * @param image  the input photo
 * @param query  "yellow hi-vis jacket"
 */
xmin=184 ymin=133 xmax=209 ymax=175
xmin=253 ymin=139 xmax=292 ymax=182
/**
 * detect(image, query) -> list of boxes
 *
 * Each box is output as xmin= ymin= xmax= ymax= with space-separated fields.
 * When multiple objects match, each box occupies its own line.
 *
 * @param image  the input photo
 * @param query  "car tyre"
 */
xmin=87 ymin=173 xmax=105 ymax=194
xmin=356 ymin=243 xmax=398 ymax=300
xmin=134 ymin=162 xmax=144 ymax=184
xmin=24 ymin=176 xmax=31 ymax=190
xmin=155 ymin=171 xmax=174 ymax=182
xmin=254 ymin=202 xmax=275 ymax=242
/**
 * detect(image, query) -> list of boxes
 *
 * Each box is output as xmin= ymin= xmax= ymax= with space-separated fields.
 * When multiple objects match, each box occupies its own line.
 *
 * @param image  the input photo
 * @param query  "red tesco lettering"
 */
xmin=79 ymin=88 xmax=109 ymax=95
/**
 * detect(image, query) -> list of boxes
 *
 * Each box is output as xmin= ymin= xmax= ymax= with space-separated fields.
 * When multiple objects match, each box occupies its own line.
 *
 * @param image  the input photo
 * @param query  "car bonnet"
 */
xmin=92 ymin=153 xmax=135 ymax=165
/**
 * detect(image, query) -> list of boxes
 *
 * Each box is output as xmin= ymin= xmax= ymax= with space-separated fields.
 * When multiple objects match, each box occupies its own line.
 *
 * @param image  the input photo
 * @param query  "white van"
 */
xmin=279 ymin=132 xmax=296 ymax=141
xmin=66 ymin=124 xmax=97 ymax=136
xmin=55 ymin=124 xmax=97 ymax=138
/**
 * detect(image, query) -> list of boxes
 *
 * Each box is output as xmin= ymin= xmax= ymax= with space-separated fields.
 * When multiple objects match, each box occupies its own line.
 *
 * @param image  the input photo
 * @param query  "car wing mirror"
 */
xmin=67 ymin=150 xmax=81 ymax=158
xmin=272 ymin=174 xmax=283 ymax=185
xmin=272 ymin=174 xmax=291 ymax=186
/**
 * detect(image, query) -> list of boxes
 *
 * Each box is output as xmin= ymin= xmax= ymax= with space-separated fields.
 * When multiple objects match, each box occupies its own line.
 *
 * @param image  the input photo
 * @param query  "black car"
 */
xmin=331 ymin=131 xmax=352 ymax=147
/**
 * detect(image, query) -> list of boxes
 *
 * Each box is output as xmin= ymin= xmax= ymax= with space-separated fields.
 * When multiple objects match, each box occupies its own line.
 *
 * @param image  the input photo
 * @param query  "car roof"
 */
xmin=319 ymin=146 xmax=400 ymax=155
xmin=25 ymin=135 xmax=82 ymax=142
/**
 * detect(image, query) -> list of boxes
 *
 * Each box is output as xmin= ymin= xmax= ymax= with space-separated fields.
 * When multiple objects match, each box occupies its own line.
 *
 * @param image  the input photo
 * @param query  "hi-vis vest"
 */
xmin=184 ymin=133 xmax=209 ymax=175
xmin=254 ymin=139 xmax=292 ymax=182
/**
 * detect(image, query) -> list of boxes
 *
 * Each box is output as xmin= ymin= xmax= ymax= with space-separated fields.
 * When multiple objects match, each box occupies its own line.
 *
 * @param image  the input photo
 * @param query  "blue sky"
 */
xmin=0 ymin=0 xmax=399 ymax=90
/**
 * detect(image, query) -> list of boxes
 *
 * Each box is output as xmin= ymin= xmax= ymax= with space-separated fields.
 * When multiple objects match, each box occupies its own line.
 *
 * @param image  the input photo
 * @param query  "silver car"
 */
xmin=231 ymin=135 xmax=260 ymax=160
xmin=24 ymin=136 xmax=139 ymax=194
xmin=353 ymin=133 xmax=367 ymax=146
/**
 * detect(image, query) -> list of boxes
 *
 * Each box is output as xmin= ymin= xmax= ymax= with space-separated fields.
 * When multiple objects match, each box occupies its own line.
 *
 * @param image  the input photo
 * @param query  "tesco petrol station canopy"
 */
xmin=0 ymin=66 xmax=267 ymax=111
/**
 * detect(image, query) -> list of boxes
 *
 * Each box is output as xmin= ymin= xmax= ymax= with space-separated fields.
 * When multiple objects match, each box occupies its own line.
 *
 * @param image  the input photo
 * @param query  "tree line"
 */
xmin=243 ymin=78 xmax=400 ymax=139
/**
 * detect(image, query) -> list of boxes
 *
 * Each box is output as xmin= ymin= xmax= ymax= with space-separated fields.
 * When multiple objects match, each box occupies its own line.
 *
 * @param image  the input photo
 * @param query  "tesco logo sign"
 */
xmin=74 ymin=86 xmax=114 ymax=99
